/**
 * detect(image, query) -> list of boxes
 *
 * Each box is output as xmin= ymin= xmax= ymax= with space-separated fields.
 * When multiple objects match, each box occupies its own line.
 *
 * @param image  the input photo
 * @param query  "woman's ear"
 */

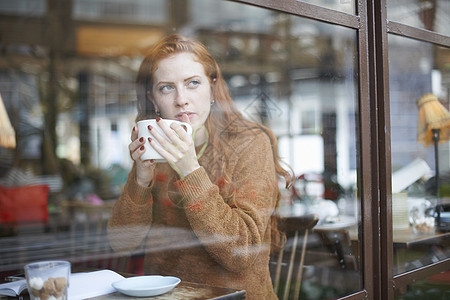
xmin=147 ymin=90 xmax=159 ymax=112
xmin=210 ymin=78 xmax=216 ymax=99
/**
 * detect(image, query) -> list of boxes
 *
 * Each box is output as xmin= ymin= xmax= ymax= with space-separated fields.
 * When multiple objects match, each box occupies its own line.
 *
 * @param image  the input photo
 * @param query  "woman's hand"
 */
xmin=148 ymin=116 xmax=200 ymax=178
xmin=129 ymin=126 xmax=156 ymax=187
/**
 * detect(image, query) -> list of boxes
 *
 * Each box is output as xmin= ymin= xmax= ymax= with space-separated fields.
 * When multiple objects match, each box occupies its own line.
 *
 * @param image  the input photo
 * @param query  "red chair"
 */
xmin=0 ymin=184 xmax=50 ymax=229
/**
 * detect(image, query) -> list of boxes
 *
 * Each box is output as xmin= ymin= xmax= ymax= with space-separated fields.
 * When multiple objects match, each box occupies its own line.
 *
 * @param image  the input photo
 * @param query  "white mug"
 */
xmin=137 ymin=119 xmax=192 ymax=162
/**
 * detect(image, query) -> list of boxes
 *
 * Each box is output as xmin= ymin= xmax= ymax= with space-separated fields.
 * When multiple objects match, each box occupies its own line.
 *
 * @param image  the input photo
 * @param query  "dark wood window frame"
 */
xmin=232 ymin=1 xmax=450 ymax=299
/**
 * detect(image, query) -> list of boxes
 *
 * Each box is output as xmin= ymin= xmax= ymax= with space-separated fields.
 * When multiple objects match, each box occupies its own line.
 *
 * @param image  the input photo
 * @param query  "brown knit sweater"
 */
xmin=107 ymin=129 xmax=279 ymax=300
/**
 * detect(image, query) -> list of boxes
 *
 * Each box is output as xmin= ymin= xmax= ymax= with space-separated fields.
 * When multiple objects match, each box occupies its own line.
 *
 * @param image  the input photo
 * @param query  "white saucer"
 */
xmin=112 ymin=275 xmax=181 ymax=297
xmin=315 ymin=215 xmax=357 ymax=229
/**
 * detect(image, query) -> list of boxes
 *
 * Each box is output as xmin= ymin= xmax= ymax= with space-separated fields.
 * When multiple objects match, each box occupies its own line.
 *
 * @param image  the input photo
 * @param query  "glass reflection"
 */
xmin=301 ymin=0 xmax=355 ymax=15
xmin=0 ymin=0 xmax=361 ymax=299
xmin=387 ymin=0 xmax=450 ymax=35
xmin=394 ymin=272 xmax=450 ymax=300
xmin=389 ymin=35 xmax=450 ymax=275
xmin=190 ymin=6 xmax=361 ymax=296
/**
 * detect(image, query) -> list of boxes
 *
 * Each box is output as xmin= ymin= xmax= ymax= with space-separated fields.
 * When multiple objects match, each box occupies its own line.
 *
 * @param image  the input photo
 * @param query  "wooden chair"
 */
xmin=272 ymin=214 xmax=319 ymax=300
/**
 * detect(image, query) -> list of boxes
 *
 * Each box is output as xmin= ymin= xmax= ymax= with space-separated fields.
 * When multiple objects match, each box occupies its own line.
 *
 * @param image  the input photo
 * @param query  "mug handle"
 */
xmin=178 ymin=121 xmax=193 ymax=135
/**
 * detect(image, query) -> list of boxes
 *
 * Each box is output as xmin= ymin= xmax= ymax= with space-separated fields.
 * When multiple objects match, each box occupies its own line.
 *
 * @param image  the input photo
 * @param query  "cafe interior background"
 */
xmin=0 ymin=0 xmax=448 ymax=299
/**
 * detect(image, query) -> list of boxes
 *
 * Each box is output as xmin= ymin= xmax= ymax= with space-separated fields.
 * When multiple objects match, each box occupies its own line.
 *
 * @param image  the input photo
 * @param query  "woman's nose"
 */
xmin=175 ymin=89 xmax=189 ymax=106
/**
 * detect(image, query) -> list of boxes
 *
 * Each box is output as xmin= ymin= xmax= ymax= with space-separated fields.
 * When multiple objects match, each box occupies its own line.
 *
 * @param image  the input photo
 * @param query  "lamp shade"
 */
xmin=417 ymin=93 xmax=450 ymax=147
xmin=0 ymin=93 xmax=16 ymax=148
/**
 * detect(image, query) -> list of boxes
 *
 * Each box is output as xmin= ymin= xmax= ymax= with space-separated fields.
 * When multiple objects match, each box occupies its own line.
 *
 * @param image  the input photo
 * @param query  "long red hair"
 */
xmin=135 ymin=34 xmax=292 ymax=251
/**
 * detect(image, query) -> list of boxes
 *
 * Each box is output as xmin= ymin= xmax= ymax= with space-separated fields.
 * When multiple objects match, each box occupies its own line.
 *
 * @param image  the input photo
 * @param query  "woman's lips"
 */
xmin=176 ymin=112 xmax=194 ymax=121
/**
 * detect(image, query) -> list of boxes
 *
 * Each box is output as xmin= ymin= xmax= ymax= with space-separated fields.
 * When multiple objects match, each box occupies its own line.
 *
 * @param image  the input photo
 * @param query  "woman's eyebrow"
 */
xmin=155 ymin=75 xmax=200 ymax=87
xmin=184 ymin=75 xmax=200 ymax=82
xmin=155 ymin=80 xmax=173 ymax=86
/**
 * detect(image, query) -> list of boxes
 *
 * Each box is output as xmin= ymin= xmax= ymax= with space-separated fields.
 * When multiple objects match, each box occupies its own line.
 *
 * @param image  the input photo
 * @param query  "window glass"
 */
xmin=388 ymin=35 xmax=450 ymax=275
xmin=394 ymin=273 xmax=450 ymax=299
xmin=73 ymin=0 xmax=167 ymax=24
xmin=387 ymin=0 xmax=449 ymax=35
xmin=0 ymin=1 xmax=361 ymax=299
xmin=0 ymin=0 xmax=46 ymax=16
xmin=301 ymin=0 xmax=355 ymax=15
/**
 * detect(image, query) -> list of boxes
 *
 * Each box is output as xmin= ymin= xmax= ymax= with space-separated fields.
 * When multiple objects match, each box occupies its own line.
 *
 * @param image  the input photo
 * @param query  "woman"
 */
xmin=107 ymin=34 xmax=291 ymax=300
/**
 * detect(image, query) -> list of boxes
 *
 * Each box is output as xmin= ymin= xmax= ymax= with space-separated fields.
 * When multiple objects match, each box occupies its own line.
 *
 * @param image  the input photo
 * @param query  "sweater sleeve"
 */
xmin=177 ymin=132 xmax=278 ymax=273
xmin=107 ymin=165 xmax=154 ymax=253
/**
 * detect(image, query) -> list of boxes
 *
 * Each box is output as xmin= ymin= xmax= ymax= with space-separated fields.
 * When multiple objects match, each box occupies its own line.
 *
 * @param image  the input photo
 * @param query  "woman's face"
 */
xmin=149 ymin=52 xmax=213 ymax=131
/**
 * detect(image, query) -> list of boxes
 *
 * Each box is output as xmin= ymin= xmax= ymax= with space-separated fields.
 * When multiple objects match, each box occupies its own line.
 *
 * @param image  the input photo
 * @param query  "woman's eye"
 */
xmin=187 ymin=80 xmax=200 ymax=88
xmin=159 ymin=85 xmax=174 ymax=93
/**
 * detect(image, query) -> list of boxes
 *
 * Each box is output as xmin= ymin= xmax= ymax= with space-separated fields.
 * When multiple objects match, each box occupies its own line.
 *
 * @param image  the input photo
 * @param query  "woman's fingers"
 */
xmin=130 ymin=145 xmax=145 ymax=161
xmin=155 ymin=119 xmax=185 ymax=145
xmin=129 ymin=135 xmax=145 ymax=154
xmin=181 ymin=113 xmax=190 ymax=124
xmin=131 ymin=125 xmax=138 ymax=141
xmin=148 ymin=136 xmax=178 ymax=162
xmin=129 ymin=126 xmax=148 ymax=161
xmin=150 ymin=120 xmax=189 ymax=157
xmin=170 ymin=122 xmax=192 ymax=142
xmin=128 ymin=125 xmax=156 ymax=187
xmin=147 ymin=125 xmax=182 ymax=161
xmin=147 ymin=118 xmax=199 ymax=178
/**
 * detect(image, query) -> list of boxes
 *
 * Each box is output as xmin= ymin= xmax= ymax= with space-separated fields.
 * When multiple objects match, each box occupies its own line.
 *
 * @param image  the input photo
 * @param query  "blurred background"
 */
xmin=0 ymin=1 xmax=448 ymax=299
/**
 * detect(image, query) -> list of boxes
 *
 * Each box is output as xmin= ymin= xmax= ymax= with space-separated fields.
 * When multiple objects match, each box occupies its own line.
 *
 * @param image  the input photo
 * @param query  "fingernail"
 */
xmin=156 ymin=117 xmax=161 ymax=122
xmin=148 ymin=125 xmax=153 ymax=130
xmin=133 ymin=126 xmax=136 ymax=131
xmin=150 ymin=159 xmax=155 ymax=163
xmin=148 ymin=137 xmax=152 ymax=142
xmin=139 ymin=137 xmax=144 ymax=142
xmin=140 ymin=145 xmax=145 ymax=151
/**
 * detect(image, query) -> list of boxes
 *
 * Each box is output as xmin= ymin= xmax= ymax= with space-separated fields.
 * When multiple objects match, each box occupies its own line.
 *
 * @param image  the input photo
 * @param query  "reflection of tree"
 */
xmin=0 ymin=71 xmax=44 ymax=174
xmin=78 ymin=71 xmax=91 ymax=167
xmin=0 ymin=67 xmax=78 ymax=176
xmin=419 ymin=0 xmax=437 ymax=31
xmin=41 ymin=0 xmax=74 ymax=174
xmin=0 ymin=2 xmax=74 ymax=176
